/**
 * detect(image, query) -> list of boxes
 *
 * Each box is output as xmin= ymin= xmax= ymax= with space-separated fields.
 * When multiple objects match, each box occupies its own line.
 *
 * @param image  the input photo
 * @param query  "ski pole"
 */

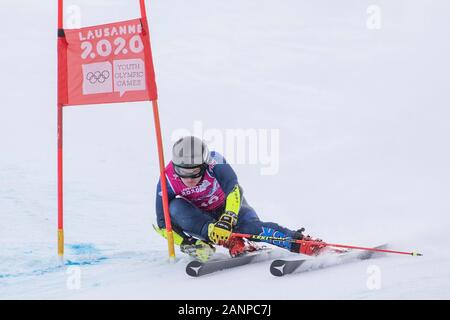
xmin=231 ymin=232 xmax=423 ymax=256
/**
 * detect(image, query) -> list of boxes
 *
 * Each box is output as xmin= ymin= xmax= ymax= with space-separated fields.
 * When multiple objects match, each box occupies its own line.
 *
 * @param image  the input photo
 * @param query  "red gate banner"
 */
xmin=57 ymin=0 xmax=175 ymax=260
xmin=60 ymin=18 xmax=157 ymax=106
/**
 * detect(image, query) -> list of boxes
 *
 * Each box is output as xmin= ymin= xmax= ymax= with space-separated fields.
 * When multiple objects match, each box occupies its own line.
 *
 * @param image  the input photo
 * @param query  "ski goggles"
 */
xmin=174 ymin=164 xmax=206 ymax=179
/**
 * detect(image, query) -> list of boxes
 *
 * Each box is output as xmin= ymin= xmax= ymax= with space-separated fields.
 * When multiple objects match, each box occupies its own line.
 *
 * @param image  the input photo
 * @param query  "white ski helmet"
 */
xmin=172 ymin=136 xmax=209 ymax=178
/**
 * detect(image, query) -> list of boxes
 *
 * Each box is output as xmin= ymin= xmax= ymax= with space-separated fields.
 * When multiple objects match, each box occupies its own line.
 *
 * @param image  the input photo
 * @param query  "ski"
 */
xmin=186 ymin=248 xmax=276 ymax=277
xmin=270 ymin=244 xmax=388 ymax=277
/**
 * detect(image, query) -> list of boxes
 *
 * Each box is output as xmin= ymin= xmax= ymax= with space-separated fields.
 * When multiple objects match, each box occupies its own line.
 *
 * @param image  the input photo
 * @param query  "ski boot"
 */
xmin=180 ymin=238 xmax=216 ymax=262
xmin=290 ymin=228 xmax=328 ymax=256
xmin=222 ymin=236 xmax=260 ymax=258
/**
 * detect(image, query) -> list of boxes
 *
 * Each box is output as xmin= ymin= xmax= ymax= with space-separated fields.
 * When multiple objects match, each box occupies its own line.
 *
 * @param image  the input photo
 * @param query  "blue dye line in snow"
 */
xmin=0 ymin=265 xmax=64 ymax=279
xmin=65 ymin=257 xmax=108 ymax=266
xmin=67 ymin=243 xmax=101 ymax=255
xmin=0 ymin=243 xmax=108 ymax=279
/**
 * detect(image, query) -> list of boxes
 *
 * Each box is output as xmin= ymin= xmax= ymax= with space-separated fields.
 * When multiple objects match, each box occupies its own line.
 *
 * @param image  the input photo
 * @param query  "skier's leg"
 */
xmin=161 ymin=198 xmax=218 ymax=261
xmin=169 ymin=197 xmax=215 ymax=240
xmin=234 ymin=201 xmax=298 ymax=251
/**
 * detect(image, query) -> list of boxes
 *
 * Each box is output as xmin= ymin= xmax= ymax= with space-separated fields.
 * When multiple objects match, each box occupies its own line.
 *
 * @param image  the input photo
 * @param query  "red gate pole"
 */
xmin=57 ymin=105 xmax=64 ymax=259
xmin=57 ymin=0 xmax=64 ymax=259
xmin=140 ymin=0 xmax=176 ymax=260
xmin=152 ymin=100 xmax=176 ymax=260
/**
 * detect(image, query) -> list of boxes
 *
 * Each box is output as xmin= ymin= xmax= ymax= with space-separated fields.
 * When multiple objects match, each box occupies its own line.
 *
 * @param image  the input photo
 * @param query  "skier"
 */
xmin=154 ymin=136 xmax=325 ymax=261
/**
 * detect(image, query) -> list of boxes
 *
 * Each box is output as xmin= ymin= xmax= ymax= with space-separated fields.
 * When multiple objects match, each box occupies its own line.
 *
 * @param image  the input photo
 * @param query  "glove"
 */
xmin=208 ymin=212 xmax=237 ymax=244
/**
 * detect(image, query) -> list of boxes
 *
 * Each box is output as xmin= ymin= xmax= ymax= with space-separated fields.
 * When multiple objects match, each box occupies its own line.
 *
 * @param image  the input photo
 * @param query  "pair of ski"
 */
xmin=186 ymin=244 xmax=387 ymax=277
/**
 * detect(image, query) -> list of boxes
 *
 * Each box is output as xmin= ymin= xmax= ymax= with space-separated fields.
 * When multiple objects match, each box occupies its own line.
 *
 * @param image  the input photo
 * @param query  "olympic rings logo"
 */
xmin=86 ymin=70 xmax=110 ymax=84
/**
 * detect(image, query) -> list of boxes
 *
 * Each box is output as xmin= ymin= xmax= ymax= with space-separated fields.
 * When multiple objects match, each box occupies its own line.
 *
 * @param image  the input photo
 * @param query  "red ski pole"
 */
xmin=231 ymin=232 xmax=423 ymax=256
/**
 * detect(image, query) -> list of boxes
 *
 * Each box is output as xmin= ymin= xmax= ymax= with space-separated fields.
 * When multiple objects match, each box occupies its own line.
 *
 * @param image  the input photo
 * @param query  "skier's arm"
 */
xmin=207 ymin=156 xmax=243 ymax=243
xmin=224 ymin=184 xmax=241 ymax=221
xmin=155 ymin=179 xmax=176 ymax=229
xmin=210 ymin=152 xmax=242 ymax=222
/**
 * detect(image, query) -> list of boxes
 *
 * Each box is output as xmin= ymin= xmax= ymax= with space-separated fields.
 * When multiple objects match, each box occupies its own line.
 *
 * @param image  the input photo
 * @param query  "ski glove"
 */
xmin=207 ymin=184 xmax=242 ymax=244
xmin=208 ymin=213 xmax=236 ymax=244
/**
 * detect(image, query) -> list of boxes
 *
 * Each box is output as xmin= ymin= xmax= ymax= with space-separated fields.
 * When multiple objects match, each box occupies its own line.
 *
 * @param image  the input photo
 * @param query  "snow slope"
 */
xmin=1 ymin=0 xmax=450 ymax=299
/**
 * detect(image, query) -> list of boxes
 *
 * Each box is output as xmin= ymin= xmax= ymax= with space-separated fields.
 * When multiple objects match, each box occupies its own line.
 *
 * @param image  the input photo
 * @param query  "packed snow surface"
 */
xmin=1 ymin=0 xmax=449 ymax=299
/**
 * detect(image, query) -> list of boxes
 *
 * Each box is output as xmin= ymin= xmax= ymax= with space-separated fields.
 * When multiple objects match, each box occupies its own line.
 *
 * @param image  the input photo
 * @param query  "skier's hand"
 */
xmin=208 ymin=213 xmax=235 ymax=244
